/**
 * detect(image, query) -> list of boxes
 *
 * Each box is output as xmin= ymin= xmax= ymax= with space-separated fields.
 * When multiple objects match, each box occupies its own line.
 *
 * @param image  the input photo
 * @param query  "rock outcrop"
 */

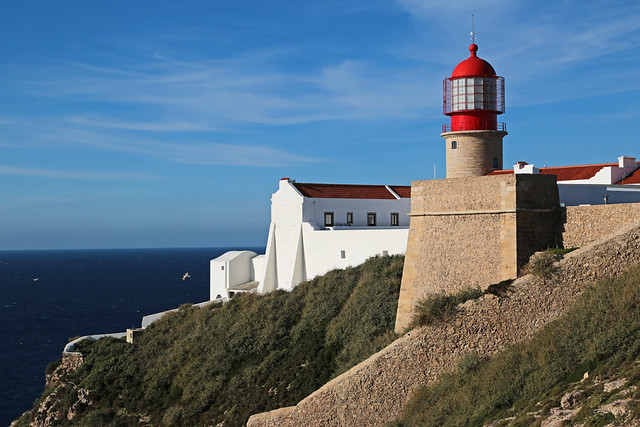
xmin=45 ymin=352 xmax=83 ymax=388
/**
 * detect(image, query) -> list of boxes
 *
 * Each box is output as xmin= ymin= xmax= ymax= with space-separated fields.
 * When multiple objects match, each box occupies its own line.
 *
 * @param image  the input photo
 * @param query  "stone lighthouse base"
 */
xmin=394 ymin=173 xmax=560 ymax=333
xmin=442 ymin=129 xmax=508 ymax=178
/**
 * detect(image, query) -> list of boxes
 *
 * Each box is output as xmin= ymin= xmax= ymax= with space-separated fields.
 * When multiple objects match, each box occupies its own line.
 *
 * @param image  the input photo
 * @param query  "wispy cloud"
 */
xmin=10 ymin=42 xmax=437 ymax=129
xmin=67 ymin=116 xmax=214 ymax=132
xmin=52 ymin=129 xmax=322 ymax=167
xmin=3 ymin=1 xmax=639 ymax=158
xmin=0 ymin=165 xmax=158 ymax=181
xmin=395 ymin=0 xmax=640 ymax=108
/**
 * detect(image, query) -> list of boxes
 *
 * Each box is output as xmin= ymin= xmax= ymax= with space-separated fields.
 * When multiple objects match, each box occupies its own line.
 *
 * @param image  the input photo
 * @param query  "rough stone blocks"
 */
xmin=394 ymin=174 xmax=560 ymax=333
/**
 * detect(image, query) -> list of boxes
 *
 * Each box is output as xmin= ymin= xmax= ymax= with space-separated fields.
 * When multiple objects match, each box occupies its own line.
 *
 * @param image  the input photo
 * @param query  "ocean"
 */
xmin=0 ymin=247 xmax=263 ymax=425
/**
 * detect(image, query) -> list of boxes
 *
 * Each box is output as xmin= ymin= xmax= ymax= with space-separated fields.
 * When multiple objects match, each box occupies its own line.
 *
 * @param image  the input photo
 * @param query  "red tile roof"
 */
xmin=292 ymin=182 xmax=410 ymax=199
xmin=486 ymin=169 xmax=513 ymax=175
xmin=389 ymin=185 xmax=411 ymax=198
xmin=487 ymin=163 xmax=619 ymax=181
xmin=618 ymin=167 xmax=640 ymax=184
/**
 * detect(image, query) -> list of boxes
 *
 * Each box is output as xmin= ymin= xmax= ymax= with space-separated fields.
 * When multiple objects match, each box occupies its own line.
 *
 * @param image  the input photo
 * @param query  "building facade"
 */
xmin=210 ymin=178 xmax=410 ymax=300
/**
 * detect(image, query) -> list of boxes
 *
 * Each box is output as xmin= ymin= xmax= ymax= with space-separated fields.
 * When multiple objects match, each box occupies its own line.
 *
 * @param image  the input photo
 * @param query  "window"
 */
xmin=341 ymin=250 xmax=346 ymax=259
xmin=367 ymin=212 xmax=377 ymax=226
xmin=391 ymin=212 xmax=399 ymax=226
xmin=492 ymin=157 xmax=499 ymax=168
xmin=221 ymin=266 xmax=224 ymax=270
xmin=451 ymin=140 xmax=458 ymax=150
xmin=324 ymin=212 xmax=334 ymax=227
xmin=449 ymin=77 xmax=502 ymax=112
xmin=346 ymin=212 xmax=353 ymax=225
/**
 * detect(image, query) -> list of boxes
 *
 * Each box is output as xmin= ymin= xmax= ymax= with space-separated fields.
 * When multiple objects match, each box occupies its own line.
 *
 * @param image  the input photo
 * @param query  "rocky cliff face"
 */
xmin=248 ymin=223 xmax=640 ymax=426
xmin=13 ymin=353 xmax=93 ymax=427
xmin=45 ymin=353 xmax=83 ymax=388
xmin=488 ymin=372 xmax=640 ymax=426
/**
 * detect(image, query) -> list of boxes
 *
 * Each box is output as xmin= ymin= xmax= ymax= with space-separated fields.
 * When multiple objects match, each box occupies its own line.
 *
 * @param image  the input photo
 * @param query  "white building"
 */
xmin=210 ymin=178 xmax=411 ymax=300
xmin=490 ymin=155 xmax=640 ymax=206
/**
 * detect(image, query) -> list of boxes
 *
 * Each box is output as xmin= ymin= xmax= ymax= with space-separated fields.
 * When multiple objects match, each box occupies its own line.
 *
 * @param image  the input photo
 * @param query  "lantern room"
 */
xmin=443 ymin=43 xmax=505 ymax=132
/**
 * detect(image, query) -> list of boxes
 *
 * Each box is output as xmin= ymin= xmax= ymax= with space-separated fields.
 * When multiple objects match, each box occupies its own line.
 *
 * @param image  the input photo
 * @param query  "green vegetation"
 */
xmin=410 ymin=287 xmax=483 ymax=329
xmin=544 ymin=247 xmax=578 ymax=258
xmin=17 ymin=255 xmax=403 ymax=426
xmin=525 ymin=247 xmax=578 ymax=279
xmin=393 ymin=265 xmax=640 ymax=426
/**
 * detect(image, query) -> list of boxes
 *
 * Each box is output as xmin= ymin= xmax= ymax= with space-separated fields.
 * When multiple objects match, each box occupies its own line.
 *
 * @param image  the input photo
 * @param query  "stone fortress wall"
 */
xmin=562 ymin=203 xmax=640 ymax=248
xmin=394 ymin=174 xmax=560 ymax=332
xmin=248 ymin=221 xmax=640 ymax=427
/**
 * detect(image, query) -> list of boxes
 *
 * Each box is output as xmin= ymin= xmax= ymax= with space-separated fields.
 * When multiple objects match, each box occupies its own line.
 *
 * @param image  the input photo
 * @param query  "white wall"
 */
xmin=301 ymin=223 xmax=408 ymax=278
xmin=210 ymin=250 xmax=257 ymax=300
xmin=559 ymin=183 xmax=640 ymax=206
xmin=213 ymin=178 xmax=411 ymax=298
xmin=303 ymin=198 xmax=410 ymax=227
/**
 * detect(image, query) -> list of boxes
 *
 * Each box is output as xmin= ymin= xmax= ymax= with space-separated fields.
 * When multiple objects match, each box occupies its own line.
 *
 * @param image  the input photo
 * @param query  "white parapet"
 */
xmin=210 ymin=250 xmax=258 ymax=300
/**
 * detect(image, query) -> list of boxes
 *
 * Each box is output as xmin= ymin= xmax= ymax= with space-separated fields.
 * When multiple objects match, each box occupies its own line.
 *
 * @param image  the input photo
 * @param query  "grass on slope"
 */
xmin=17 ymin=255 xmax=403 ymax=427
xmin=393 ymin=265 xmax=640 ymax=426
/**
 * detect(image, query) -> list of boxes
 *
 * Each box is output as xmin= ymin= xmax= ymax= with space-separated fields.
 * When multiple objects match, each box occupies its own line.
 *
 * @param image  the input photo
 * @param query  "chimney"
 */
xmin=618 ymin=156 xmax=636 ymax=169
xmin=513 ymin=162 xmax=539 ymax=174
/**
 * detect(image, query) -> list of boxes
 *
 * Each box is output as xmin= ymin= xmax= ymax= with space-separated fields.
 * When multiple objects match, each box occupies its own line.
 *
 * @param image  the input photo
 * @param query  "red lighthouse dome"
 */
xmin=443 ymin=43 xmax=505 ymax=132
xmin=451 ymin=44 xmax=496 ymax=78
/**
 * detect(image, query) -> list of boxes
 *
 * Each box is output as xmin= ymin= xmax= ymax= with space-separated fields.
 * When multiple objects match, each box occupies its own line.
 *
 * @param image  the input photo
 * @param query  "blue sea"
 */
xmin=0 ymin=247 xmax=263 ymax=426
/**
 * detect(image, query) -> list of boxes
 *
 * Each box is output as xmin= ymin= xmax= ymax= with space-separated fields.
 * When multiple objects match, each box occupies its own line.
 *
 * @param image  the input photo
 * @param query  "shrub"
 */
xmin=525 ymin=248 xmax=578 ymax=279
xmin=456 ymin=352 xmax=482 ymax=375
xmin=24 ymin=254 xmax=405 ymax=427
xmin=410 ymin=287 xmax=482 ymax=328
xmin=545 ymin=247 xmax=577 ymax=258
xmin=396 ymin=265 xmax=640 ymax=426
xmin=524 ymin=251 xmax=558 ymax=279
xmin=45 ymin=359 xmax=62 ymax=376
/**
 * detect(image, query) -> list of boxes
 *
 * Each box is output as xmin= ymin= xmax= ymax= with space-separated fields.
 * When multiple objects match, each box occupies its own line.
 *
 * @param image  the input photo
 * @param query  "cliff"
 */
xmin=12 ymin=255 xmax=404 ymax=426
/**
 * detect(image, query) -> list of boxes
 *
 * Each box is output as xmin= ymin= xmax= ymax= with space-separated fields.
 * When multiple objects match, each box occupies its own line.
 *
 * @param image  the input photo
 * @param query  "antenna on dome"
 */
xmin=470 ymin=15 xmax=476 ymax=43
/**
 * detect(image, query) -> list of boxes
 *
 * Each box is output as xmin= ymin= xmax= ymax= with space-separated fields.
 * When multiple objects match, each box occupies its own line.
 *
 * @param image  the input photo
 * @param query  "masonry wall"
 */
xmin=247 ymin=223 xmax=640 ymax=427
xmin=443 ymin=130 xmax=506 ymax=178
xmin=395 ymin=174 xmax=559 ymax=333
xmin=562 ymin=202 xmax=640 ymax=248
xmin=516 ymin=177 xmax=563 ymax=267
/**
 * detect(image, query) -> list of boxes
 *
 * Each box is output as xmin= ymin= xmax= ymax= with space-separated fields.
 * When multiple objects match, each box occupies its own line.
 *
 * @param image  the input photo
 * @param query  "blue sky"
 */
xmin=1 ymin=0 xmax=639 ymax=250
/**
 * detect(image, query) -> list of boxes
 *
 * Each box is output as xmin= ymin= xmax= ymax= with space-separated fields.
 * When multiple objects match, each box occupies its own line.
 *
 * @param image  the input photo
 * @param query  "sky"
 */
xmin=1 ymin=0 xmax=639 ymax=250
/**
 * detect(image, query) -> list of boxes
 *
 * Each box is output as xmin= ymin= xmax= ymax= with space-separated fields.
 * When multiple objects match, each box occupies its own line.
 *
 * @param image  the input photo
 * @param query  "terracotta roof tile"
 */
xmin=487 ymin=163 xmax=619 ymax=181
xmin=618 ymin=167 xmax=640 ymax=184
xmin=486 ymin=169 xmax=513 ymax=175
xmin=539 ymin=163 xmax=617 ymax=181
xmin=389 ymin=185 xmax=411 ymax=198
xmin=292 ymin=182 xmax=410 ymax=199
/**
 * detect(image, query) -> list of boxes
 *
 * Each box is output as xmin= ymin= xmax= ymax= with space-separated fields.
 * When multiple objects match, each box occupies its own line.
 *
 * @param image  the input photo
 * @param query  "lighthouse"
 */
xmin=442 ymin=43 xmax=507 ymax=178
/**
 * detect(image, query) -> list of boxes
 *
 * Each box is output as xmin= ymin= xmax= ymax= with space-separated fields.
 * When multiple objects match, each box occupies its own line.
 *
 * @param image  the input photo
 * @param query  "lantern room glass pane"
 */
xmin=447 ymin=76 xmax=502 ymax=112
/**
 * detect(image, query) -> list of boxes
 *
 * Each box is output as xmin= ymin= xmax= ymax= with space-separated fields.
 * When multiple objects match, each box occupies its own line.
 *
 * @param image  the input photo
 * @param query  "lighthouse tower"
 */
xmin=442 ymin=43 xmax=506 ymax=178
